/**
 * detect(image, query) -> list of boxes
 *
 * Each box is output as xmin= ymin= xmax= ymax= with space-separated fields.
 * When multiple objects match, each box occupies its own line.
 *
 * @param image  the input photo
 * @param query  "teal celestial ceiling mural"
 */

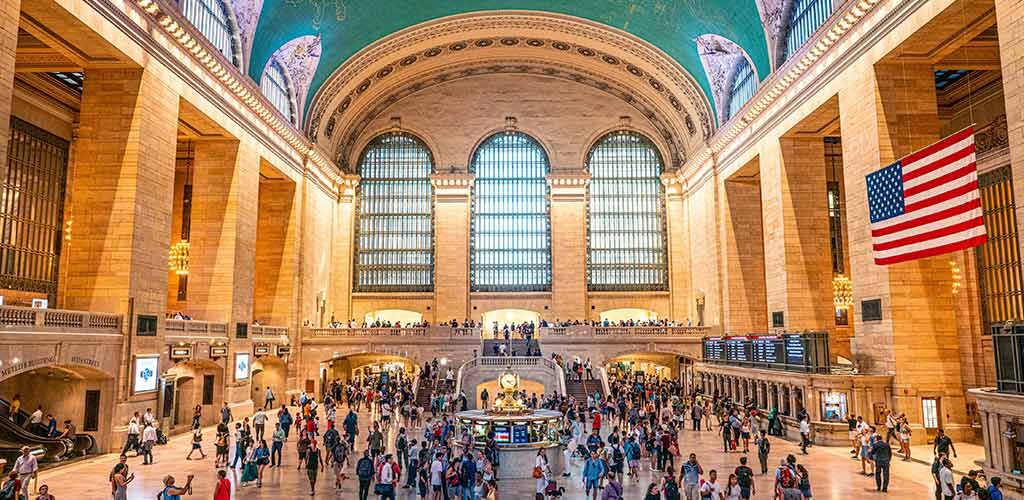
xmin=246 ymin=0 xmax=771 ymax=112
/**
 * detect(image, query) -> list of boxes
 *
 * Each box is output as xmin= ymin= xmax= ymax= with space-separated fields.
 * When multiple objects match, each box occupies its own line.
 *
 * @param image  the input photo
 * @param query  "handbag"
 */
xmin=373 ymin=483 xmax=393 ymax=495
xmin=532 ymin=466 xmax=543 ymax=479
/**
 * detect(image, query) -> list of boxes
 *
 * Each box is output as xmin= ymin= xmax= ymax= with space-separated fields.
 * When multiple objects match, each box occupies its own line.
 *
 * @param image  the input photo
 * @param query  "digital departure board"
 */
xmin=512 ymin=425 xmax=530 ymax=444
xmin=751 ymin=336 xmax=784 ymax=365
xmin=702 ymin=332 xmax=829 ymax=373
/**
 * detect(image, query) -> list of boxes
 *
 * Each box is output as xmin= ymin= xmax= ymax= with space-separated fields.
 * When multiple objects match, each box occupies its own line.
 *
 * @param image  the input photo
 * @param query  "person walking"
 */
xmin=271 ymin=423 xmax=285 ymax=467
xmin=253 ymin=408 xmax=267 ymax=442
xmin=185 ymin=427 xmax=205 ymax=461
xmin=869 ymin=432 xmax=893 ymax=493
xmin=213 ymin=470 xmax=231 ymax=500
xmin=798 ymin=417 xmax=810 ymax=455
xmin=264 ymin=387 xmax=276 ymax=410
xmin=13 ymin=446 xmax=37 ymax=499
xmin=110 ymin=463 xmax=132 ymax=500
xmin=305 ymin=440 xmax=325 ymax=496
xmin=254 ymin=439 xmax=270 ymax=487
xmin=755 ymin=431 xmax=770 ymax=475
xmin=734 ymin=456 xmax=755 ymax=499
xmin=682 ymin=454 xmax=703 ymax=500
xmin=356 ymin=449 xmax=375 ymax=500
xmin=122 ymin=416 xmax=140 ymax=455
xmin=141 ymin=422 xmax=157 ymax=465
xmin=157 ymin=474 xmax=193 ymax=500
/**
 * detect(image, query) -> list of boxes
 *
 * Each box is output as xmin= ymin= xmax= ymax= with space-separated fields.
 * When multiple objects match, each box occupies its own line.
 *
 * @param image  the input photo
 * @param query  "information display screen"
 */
xmin=512 ymin=425 xmax=530 ymax=444
xmin=702 ymin=332 xmax=829 ymax=373
xmin=751 ymin=336 xmax=784 ymax=365
xmin=493 ymin=425 xmax=510 ymax=443
xmin=704 ymin=338 xmax=725 ymax=361
xmin=725 ymin=337 xmax=750 ymax=362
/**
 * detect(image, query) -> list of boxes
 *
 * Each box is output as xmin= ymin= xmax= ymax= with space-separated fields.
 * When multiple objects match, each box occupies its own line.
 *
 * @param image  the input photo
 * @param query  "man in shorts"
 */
xmin=306 ymin=439 xmax=324 ymax=495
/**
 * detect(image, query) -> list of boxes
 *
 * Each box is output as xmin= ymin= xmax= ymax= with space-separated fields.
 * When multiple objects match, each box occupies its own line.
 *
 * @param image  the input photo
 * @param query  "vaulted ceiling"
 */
xmin=245 ymin=1 xmax=772 ymax=112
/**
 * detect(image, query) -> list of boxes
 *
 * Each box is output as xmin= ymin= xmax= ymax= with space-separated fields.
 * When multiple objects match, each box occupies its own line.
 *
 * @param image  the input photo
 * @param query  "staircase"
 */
xmin=482 ymin=339 xmax=541 ymax=357
xmin=415 ymin=378 xmax=455 ymax=408
xmin=565 ymin=377 xmax=604 ymax=404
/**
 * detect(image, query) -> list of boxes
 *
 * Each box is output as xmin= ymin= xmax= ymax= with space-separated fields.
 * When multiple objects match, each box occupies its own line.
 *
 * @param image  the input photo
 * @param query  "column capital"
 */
xmin=546 ymin=171 xmax=590 ymax=199
xmin=660 ymin=171 xmax=685 ymax=197
xmin=430 ymin=172 xmax=475 ymax=201
xmin=338 ymin=174 xmax=359 ymax=202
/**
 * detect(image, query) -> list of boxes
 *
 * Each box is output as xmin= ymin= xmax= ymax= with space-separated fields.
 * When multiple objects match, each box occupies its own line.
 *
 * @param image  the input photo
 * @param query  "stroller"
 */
xmin=572 ymin=444 xmax=590 ymax=459
xmin=544 ymin=479 xmax=565 ymax=498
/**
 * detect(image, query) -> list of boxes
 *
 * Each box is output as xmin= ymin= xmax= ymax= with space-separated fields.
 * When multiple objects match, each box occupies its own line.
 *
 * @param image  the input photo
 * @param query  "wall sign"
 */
xmin=254 ymin=345 xmax=270 ymax=356
xmin=234 ymin=353 xmax=250 ymax=381
xmin=210 ymin=346 xmax=228 ymax=358
xmin=133 ymin=356 xmax=159 ymax=394
xmin=276 ymin=346 xmax=291 ymax=356
xmin=862 ymin=299 xmax=883 ymax=322
xmin=169 ymin=345 xmax=192 ymax=360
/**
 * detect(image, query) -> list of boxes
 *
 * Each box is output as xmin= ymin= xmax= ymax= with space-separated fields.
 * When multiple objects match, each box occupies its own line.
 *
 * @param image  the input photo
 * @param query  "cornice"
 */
xmin=91 ymin=0 xmax=342 ymax=195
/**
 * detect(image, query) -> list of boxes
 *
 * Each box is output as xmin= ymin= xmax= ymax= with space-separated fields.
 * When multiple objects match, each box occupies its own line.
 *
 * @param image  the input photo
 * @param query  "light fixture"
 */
xmin=951 ymin=261 xmax=962 ymax=294
xmin=168 ymin=240 xmax=190 ymax=275
xmin=832 ymin=275 xmax=852 ymax=308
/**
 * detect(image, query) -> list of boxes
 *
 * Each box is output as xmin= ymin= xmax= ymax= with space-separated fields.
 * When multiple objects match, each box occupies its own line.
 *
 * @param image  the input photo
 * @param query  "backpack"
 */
xmin=663 ymin=477 xmax=680 ymax=499
xmin=612 ymin=446 xmax=624 ymax=464
xmin=356 ymin=458 xmax=374 ymax=479
xmin=736 ymin=466 xmax=752 ymax=487
xmin=758 ymin=437 xmax=770 ymax=456
xmin=397 ymin=435 xmax=407 ymax=451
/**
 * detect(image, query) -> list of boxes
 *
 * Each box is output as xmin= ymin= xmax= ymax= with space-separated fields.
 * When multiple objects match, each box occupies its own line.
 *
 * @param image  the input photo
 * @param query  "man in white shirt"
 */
xmin=143 ymin=407 xmax=155 ymax=426
xmin=26 ymin=406 xmax=43 ymax=430
xmin=142 ymin=422 xmax=158 ymax=464
xmin=122 ymin=415 xmax=141 ymax=455
xmin=430 ymin=452 xmax=445 ymax=500
xmin=700 ymin=469 xmax=723 ymax=500
xmin=264 ymin=387 xmax=276 ymax=410
xmin=253 ymin=409 xmax=268 ymax=441
xmin=13 ymin=446 xmax=37 ymax=499
xmin=799 ymin=417 xmax=811 ymax=454
xmin=939 ymin=458 xmax=955 ymax=498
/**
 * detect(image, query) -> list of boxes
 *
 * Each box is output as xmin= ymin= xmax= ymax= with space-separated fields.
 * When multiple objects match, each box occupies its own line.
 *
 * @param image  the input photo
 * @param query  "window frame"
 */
xmin=260 ymin=58 xmax=297 ymax=125
xmin=469 ymin=131 xmax=553 ymax=292
xmin=585 ymin=130 xmax=669 ymax=291
xmin=352 ymin=131 xmax=436 ymax=293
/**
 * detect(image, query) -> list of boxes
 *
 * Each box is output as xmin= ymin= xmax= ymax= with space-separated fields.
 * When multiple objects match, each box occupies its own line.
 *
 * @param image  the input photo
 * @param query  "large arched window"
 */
xmin=261 ymin=59 xmax=295 ymax=124
xmin=470 ymin=132 xmax=551 ymax=292
xmin=354 ymin=132 xmax=434 ymax=292
xmin=727 ymin=58 xmax=757 ymax=120
xmin=179 ymin=0 xmax=237 ymax=66
xmin=586 ymin=131 xmax=668 ymax=290
xmin=784 ymin=0 xmax=835 ymax=60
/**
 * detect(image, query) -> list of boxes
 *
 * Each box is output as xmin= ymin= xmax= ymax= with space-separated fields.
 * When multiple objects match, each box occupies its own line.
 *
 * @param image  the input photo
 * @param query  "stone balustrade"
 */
xmin=308 ymin=326 xmax=479 ymax=338
xmin=0 ymin=305 xmax=122 ymax=334
xmin=250 ymin=325 xmax=289 ymax=339
xmin=164 ymin=318 xmax=229 ymax=337
xmin=541 ymin=325 xmax=710 ymax=337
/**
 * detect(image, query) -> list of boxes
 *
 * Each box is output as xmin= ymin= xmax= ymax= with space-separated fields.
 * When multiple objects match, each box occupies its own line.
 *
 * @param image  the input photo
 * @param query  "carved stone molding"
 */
xmin=695 ymin=34 xmax=754 ymax=126
xmin=306 ymin=12 xmax=713 ymax=155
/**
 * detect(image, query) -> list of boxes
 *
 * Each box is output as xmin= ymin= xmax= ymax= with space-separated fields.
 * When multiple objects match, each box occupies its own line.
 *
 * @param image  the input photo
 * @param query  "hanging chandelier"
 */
xmin=832 ymin=274 xmax=852 ymax=308
xmin=168 ymin=239 xmax=190 ymax=275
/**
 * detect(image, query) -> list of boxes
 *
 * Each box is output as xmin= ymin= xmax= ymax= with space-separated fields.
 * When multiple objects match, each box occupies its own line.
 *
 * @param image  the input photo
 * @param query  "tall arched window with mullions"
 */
xmin=261 ymin=59 xmax=296 ymax=125
xmin=179 ymin=0 xmax=238 ymax=67
xmin=470 ymin=132 xmax=552 ymax=292
xmin=353 ymin=132 xmax=434 ymax=292
xmin=586 ymin=130 xmax=668 ymax=290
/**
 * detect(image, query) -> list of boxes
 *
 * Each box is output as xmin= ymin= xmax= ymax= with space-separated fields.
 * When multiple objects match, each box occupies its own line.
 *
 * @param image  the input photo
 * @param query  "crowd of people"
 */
xmin=0 ymin=353 xmax=969 ymax=500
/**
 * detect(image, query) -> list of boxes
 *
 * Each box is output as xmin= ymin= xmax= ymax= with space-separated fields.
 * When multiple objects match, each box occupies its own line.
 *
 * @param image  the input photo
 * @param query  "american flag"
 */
xmin=867 ymin=127 xmax=987 ymax=265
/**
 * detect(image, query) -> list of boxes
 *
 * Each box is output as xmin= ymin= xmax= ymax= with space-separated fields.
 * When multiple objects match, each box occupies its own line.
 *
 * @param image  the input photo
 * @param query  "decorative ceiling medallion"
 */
xmin=626 ymin=65 xmax=644 ymax=77
xmin=602 ymin=55 xmax=619 ymax=65
xmin=500 ymin=38 xmax=519 ymax=46
xmin=376 ymin=66 xmax=393 ymax=78
xmin=577 ymin=47 xmax=596 ymax=57
xmin=475 ymin=39 xmax=494 ymax=47
xmin=552 ymin=42 xmax=571 ymax=51
xmin=399 ymin=56 xmax=417 ymax=66
xmin=450 ymin=42 xmax=468 ymax=51
xmin=526 ymin=39 xmax=545 ymax=47
xmin=424 ymin=47 xmax=442 ymax=57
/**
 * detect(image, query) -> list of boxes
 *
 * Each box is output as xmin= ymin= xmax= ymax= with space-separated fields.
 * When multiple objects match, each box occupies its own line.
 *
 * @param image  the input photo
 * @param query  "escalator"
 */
xmin=0 ymin=398 xmax=94 ymax=466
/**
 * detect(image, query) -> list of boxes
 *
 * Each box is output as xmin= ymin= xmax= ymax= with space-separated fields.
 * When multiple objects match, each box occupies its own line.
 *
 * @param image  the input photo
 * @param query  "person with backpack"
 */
xmin=278 ymin=407 xmax=293 ymax=440
xmin=356 ymin=449 xmax=375 ymax=500
xmin=734 ymin=456 xmax=755 ymax=499
xmin=602 ymin=471 xmax=624 ymax=500
xmin=583 ymin=450 xmax=606 ymax=500
xmin=459 ymin=452 xmax=477 ymax=500
xmin=869 ymin=431 xmax=893 ymax=493
xmin=396 ymin=428 xmax=410 ymax=484
xmin=682 ymin=454 xmax=704 ymax=500
xmin=661 ymin=465 xmax=681 ymax=500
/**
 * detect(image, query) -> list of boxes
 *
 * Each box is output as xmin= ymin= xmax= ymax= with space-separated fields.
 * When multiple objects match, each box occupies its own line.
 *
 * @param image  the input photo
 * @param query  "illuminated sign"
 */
xmin=133 ymin=356 xmax=159 ymax=394
xmin=210 ymin=346 xmax=228 ymax=358
xmin=234 ymin=353 xmax=250 ymax=381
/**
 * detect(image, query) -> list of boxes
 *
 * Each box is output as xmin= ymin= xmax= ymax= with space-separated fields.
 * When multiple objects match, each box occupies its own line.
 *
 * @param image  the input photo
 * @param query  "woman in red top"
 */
xmin=213 ymin=469 xmax=231 ymax=500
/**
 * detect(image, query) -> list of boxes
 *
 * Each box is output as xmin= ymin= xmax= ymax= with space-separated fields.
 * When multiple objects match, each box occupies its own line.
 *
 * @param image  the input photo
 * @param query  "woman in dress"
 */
xmin=110 ymin=463 xmax=132 ymax=500
xmin=534 ymin=448 xmax=550 ymax=500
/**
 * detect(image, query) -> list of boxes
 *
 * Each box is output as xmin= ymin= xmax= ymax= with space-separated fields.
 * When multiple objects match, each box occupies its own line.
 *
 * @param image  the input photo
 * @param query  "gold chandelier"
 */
xmin=168 ymin=239 xmax=190 ymax=275
xmin=833 ymin=274 xmax=852 ymax=308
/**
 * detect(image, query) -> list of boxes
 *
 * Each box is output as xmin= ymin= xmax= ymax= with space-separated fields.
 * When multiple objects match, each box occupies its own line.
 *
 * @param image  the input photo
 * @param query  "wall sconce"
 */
xmin=168 ymin=240 xmax=190 ymax=275
xmin=832 ymin=275 xmax=852 ymax=308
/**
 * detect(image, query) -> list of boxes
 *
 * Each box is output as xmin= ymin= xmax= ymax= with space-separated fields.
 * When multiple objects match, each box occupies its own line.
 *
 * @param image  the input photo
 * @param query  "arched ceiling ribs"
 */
xmin=695 ymin=34 xmax=758 ymax=126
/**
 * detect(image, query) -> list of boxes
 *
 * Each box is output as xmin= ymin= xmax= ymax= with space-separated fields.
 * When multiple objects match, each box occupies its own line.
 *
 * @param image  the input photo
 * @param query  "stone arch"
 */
xmin=466 ymin=128 xmax=554 ymax=175
xmin=695 ymin=34 xmax=759 ymax=125
xmin=308 ymin=12 xmax=710 ymax=170
xmin=251 ymin=355 xmax=286 ymax=409
xmin=351 ymin=126 xmax=441 ymax=173
xmin=578 ymin=124 xmax=673 ymax=175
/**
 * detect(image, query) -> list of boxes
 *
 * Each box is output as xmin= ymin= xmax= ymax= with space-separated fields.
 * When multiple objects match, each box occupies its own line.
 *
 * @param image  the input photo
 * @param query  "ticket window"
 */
xmin=820 ymin=391 xmax=848 ymax=423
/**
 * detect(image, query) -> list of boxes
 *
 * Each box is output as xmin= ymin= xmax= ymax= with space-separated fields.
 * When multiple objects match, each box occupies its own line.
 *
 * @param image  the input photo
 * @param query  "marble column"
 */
xmin=663 ymin=174 xmax=692 ymax=321
xmin=430 ymin=173 xmax=474 ymax=322
xmin=547 ymin=172 xmax=590 ymax=320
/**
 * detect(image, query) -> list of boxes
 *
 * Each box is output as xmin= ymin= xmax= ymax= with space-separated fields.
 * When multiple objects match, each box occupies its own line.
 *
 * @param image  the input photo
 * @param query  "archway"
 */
xmin=323 ymin=353 xmax=418 ymax=388
xmin=0 ymin=363 xmax=115 ymax=454
xmin=599 ymin=308 xmax=659 ymax=324
xmin=481 ymin=309 xmax=540 ymax=338
xmin=163 ymin=359 xmax=224 ymax=432
xmin=363 ymin=309 xmax=423 ymax=326
xmin=251 ymin=356 xmax=286 ymax=410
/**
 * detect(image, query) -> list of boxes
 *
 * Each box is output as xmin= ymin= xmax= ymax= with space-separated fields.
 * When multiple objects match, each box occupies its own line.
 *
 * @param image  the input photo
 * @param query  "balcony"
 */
xmin=540 ymin=325 xmax=711 ymax=337
xmin=0 ymin=306 xmax=122 ymax=335
xmin=164 ymin=319 xmax=228 ymax=338
xmin=308 ymin=326 xmax=479 ymax=338
xmin=250 ymin=325 xmax=289 ymax=341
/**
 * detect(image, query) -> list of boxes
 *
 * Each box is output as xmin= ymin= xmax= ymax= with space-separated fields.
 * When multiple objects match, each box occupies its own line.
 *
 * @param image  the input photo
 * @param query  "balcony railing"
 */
xmin=0 ymin=306 xmax=122 ymax=333
xmin=308 ymin=326 xmax=479 ymax=338
xmin=250 ymin=325 xmax=289 ymax=339
xmin=164 ymin=318 xmax=228 ymax=337
xmin=541 ymin=325 xmax=710 ymax=337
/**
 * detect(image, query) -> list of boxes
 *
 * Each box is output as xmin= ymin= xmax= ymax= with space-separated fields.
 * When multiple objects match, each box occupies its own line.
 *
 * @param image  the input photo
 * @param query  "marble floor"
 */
xmin=33 ymin=407 xmax=949 ymax=499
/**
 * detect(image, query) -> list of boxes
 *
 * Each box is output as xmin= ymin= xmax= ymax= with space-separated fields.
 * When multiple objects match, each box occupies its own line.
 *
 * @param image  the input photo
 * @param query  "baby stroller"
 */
xmin=544 ymin=479 xmax=565 ymax=498
xmin=572 ymin=443 xmax=590 ymax=459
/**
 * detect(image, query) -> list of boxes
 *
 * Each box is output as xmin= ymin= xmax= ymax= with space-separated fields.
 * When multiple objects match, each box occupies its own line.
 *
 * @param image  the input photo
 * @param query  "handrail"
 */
xmin=251 ymin=325 xmax=289 ymax=338
xmin=455 ymin=356 xmax=564 ymax=397
xmin=0 ymin=305 xmax=122 ymax=333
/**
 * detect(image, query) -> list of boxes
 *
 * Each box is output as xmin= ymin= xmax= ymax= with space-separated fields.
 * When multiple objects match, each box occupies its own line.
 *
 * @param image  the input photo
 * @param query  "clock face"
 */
xmin=499 ymin=373 xmax=516 ymax=389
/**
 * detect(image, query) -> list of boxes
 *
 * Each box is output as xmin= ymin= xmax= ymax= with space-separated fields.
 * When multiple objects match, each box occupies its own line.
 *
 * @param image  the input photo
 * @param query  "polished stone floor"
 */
xmin=33 ymin=406 xmax=950 ymax=499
